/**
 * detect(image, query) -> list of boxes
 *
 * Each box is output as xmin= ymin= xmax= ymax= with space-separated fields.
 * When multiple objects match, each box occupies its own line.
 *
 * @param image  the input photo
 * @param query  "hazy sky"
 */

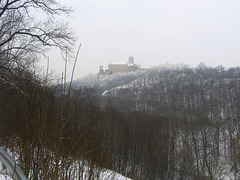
xmin=42 ymin=0 xmax=240 ymax=79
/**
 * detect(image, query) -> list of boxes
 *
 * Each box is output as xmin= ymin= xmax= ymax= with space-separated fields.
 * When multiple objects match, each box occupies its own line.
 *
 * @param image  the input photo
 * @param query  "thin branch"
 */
xmin=67 ymin=43 xmax=82 ymax=96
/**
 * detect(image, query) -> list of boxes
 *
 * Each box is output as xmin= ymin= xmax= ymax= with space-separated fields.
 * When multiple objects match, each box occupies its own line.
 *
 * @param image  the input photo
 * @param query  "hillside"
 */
xmin=2 ymin=63 xmax=240 ymax=180
xmin=103 ymin=64 xmax=240 ymax=114
xmin=72 ymin=64 xmax=240 ymax=179
xmin=72 ymin=70 xmax=145 ymax=95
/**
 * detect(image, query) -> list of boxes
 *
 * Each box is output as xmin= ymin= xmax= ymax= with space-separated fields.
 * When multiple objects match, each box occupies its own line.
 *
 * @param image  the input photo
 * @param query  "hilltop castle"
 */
xmin=98 ymin=56 xmax=139 ymax=75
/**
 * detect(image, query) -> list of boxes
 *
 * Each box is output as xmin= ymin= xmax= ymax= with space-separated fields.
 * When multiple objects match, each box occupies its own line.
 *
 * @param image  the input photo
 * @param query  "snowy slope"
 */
xmin=0 ymin=159 xmax=131 ymax=180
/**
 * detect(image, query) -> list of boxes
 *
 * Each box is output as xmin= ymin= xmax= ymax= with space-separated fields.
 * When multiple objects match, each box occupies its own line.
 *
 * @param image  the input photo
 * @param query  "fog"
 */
xmin=40 ymin=0 xmax=240 ymax=80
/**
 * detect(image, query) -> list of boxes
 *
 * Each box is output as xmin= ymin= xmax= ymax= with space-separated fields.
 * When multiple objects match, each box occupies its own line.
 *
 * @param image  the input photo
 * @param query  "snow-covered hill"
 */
xmin=72 ymin=70 xmax=145 ymax=95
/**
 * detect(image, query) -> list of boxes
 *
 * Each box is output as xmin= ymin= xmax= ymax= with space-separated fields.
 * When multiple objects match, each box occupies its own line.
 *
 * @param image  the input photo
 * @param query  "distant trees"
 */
xmin=102 ymin=65 xmax=240 ymax=179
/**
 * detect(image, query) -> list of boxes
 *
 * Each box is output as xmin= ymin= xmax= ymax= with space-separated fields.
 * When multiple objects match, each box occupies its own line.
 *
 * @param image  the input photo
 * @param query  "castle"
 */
xmin=98 ymin=56 xmax=139 ymax=75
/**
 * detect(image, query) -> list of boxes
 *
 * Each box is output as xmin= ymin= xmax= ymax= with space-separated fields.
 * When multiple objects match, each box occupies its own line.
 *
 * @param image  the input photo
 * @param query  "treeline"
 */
xmin=0 ymin=63 xmax=239 ymax=179
xmin=1 ymin=62 xmax=240 ymax=179
xmin=102 ymin=64 xmax=240 ymax=179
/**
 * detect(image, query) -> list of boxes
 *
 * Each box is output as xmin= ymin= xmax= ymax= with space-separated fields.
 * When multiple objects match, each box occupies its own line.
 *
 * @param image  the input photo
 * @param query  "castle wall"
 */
xmin=108 ymin=64 xmax=127 ymax=74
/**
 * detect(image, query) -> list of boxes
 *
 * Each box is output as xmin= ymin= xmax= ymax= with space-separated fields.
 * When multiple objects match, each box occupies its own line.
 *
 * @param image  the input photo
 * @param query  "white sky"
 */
xmin=41 ymin=0 xmax=240 ymax=79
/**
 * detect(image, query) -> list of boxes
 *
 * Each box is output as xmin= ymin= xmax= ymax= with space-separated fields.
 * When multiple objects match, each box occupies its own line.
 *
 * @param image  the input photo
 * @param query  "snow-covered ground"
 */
xmin=0 ymin=158 xmax=131 ymax=180
xmin=0 ymin=160 xmax=13 ymax=180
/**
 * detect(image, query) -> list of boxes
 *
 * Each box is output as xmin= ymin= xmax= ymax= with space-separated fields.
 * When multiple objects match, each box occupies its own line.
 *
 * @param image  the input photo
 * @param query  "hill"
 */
xmin=72 ymin=63 xmax=240 ymax=179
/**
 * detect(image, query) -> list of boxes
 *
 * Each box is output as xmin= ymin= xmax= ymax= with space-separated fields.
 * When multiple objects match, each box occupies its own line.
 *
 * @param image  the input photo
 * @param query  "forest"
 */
xmin=74 ymin=64 xmax=240 ymax=180
xmin=1 ymin=0 xmax=240 ymax=180
xmin=1 ymin=61 xmax=240 ymax=179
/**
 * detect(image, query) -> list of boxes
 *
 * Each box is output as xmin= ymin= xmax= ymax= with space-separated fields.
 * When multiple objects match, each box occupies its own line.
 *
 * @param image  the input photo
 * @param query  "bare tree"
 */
xmin=0 ymin=0 xmax=75 ymax=89
xmin=0 ymin=0 xmax=75 ymax=53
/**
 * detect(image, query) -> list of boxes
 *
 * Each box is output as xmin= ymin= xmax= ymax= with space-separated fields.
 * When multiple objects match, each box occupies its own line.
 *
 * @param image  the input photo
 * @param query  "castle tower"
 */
xmin=128 ymin=56 xmax=134 ymax=65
